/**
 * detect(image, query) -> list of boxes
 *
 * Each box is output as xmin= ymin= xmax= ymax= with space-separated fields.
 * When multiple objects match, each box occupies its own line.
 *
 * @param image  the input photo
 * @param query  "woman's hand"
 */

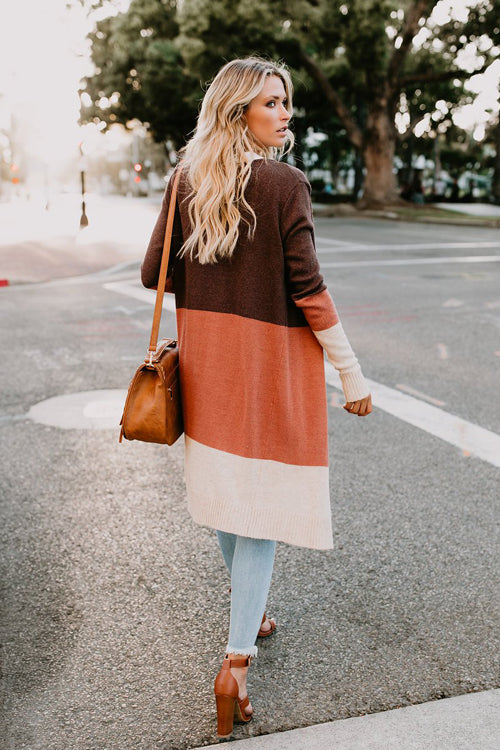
xmin=343 ymin=394 xmax=372 ymax=417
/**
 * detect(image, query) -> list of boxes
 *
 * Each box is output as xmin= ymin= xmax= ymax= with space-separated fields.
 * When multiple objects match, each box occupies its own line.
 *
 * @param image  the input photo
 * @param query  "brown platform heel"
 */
xmin=257 ymin=612 xmax=276 ymax=638
xmin=214 ymin=654 xmax=252 ymax=739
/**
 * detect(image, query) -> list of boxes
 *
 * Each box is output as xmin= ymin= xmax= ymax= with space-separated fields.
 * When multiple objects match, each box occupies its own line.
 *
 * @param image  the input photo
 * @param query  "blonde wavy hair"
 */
xmin=178 ymin=56 xmax=294 ymax=264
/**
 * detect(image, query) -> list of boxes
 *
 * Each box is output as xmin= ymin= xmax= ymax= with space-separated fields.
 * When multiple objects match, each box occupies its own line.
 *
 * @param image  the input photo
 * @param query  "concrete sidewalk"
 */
xmin=203 ymin=689 xmax=500 ymax=749
xmin=0 ymin=193 xmax=158 ymax=284
xmin=436 ymin=202 xmax=500 ymax=217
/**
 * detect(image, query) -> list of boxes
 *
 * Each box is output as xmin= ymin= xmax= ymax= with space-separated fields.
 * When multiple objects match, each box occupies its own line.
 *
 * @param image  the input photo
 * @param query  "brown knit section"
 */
xmin=141 ymin=160 xmax=326 ymax=327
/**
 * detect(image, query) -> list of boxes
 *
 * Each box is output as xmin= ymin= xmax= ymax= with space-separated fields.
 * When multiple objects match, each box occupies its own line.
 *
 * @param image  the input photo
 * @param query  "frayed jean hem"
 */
xmin=225 ymin=644 xmax=258 ymax=658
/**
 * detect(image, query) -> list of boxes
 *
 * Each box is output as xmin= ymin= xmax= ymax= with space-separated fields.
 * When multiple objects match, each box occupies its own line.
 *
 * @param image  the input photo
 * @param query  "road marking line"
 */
xmin=28 ymin=390 xmax=128 ymax=430
xmin=437 ymin=343 xmax=449 ymax=360
xmin=103 ymin=280 xmax=176 ymax=311
xmin=316 ymin=238 xmax=359 ymax=247
xmin=320 ymin=255 xmax=500 ymax=268
xmin=103 ymin=278 xmax=500 ymax=468
xmin=395 ymin=383 xmax=445 ymax=407
xmin=0 ymin=414 xmax=27 ymax=423
xmin=329 ymin=392 xmax=343 ymax=408
xmin=326 ymin=364 xmax=500 ymax=468
xmin=316 ymin=239 xmax=500 ymax=253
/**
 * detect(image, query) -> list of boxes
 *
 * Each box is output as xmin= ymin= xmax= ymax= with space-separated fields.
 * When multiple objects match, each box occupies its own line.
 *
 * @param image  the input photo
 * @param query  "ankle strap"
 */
xmin=224 ymin=655 xmax=251 ymax=667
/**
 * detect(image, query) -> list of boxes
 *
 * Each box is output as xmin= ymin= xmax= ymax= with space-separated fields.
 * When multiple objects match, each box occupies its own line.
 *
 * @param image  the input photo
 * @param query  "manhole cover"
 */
xmin=28 ymin=389 xmax=128 ymax=430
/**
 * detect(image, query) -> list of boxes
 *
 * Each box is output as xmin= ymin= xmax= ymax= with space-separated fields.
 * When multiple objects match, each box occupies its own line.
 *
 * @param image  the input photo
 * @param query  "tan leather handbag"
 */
xmin=119 ymin=167 xmax=183 ymax=445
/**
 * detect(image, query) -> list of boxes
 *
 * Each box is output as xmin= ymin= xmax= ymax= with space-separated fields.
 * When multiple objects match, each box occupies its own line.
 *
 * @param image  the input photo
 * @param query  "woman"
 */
xmin=141 ymin=56 xmax=372 ymax=739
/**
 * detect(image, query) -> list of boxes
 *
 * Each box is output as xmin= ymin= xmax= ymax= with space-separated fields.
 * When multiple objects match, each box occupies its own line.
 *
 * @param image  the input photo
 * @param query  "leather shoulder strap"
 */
xmin=148 ymin=165 xmax=182 ymax=355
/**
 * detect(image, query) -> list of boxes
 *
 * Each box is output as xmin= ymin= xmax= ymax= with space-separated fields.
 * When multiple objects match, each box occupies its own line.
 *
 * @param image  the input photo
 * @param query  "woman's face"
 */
xmin=243 ymin=75 xmax=291 ymax=148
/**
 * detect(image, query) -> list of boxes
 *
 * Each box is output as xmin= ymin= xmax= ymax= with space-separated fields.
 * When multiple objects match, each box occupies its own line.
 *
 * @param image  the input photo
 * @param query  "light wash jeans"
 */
xmin=216 ymin=530 xmax=276 ymax=657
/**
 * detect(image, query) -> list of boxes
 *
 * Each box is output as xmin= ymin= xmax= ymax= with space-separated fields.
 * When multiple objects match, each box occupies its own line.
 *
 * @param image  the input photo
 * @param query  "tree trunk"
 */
xmin=358 ymin=105 xmax=402 ymax=207
xmin=352 ymin=151 xmax=364 ymax=201
xmin=433 ymin=136 xmax=442 ymax=188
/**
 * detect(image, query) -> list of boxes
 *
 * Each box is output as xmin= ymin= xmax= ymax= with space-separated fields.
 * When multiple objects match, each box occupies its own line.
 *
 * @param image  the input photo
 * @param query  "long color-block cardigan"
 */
xmin=142 ymin=157 xmax=369 ymax=549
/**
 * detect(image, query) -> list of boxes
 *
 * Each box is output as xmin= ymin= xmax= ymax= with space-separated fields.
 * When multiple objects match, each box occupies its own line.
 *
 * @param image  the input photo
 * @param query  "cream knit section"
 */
xmin=244 ymin=151 xmax=264 ymax=162
xmin=184 ymin=437 xmax=333 ymax=550
xmin=313 ymin=322 xmax=370 ymax=403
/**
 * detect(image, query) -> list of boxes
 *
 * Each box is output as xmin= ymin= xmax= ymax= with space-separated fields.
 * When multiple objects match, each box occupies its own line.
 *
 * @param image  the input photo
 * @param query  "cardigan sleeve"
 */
xmin=280 ymin=180 xmax=326 ymax=303
xmin=281 ymin=179 xmax=370 ymax=403
xmin=141 ymin=168 xmax=183 ymax=291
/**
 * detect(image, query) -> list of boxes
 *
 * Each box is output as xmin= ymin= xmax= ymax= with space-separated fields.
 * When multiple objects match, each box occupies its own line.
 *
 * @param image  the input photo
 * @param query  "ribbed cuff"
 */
xmin=339 ymin=365 xmax=370 ymax=403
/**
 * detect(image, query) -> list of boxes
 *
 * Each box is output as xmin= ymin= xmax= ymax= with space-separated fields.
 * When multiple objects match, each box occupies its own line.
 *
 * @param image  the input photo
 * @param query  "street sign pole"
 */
xmin=78 ymin=142 xmax=89 ymax=229
xmin=80 ymin=168 xmax=88 ymax=228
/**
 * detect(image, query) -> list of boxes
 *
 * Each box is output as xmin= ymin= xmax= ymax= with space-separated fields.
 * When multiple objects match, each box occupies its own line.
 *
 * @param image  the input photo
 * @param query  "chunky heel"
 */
xmin=214 ymin=655 xmax=253 ymax=739
xmin=257 ymin=612 xmax=277 ymax=638
xmin=215 ymin=694 xmax=237 ymax=738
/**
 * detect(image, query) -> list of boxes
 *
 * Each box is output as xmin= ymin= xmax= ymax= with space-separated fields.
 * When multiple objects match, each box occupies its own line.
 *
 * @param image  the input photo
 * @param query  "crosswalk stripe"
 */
xmin=326 ymin=364 xmax=500 ymax=468
xmin=320 ymin=255 xmax=500 ymax=268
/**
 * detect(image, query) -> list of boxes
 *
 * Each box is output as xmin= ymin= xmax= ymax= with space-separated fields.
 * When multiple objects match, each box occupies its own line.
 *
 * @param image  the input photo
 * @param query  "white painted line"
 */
xmin=320 ymin=255 xmax=500 ymax=268
xmin=103 ymin=280 xmax=176 ymax=311
xmin=329 ymin=392 xmax=343 ymax=408
xmin=316 ymin=239 xmax=500 ymax=253
xmin=28 ymin=390 xmax=128 ymax=430
xmin=316 ymin=237 xmax=359 ymax=247
xmin=395 ymin=383 xmax=445 ymax=407
xmin=326 ymin=364 xmax=500 ymax=468
xmin=437 ymin=343 xmax=449 ymax=360
xmin=0 ymin=414 xmax=27 ymax=423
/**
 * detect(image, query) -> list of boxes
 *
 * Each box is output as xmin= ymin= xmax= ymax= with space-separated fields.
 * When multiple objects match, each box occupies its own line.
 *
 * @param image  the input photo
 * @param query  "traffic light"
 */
xmin=10 ymin=163 xmax=19 ymax=184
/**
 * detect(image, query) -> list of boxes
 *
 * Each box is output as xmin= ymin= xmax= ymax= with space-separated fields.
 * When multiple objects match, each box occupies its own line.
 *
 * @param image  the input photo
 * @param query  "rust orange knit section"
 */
xmin=295 ymin=288 xmax=339 ymax=331
xmin=177 ymin=307 xmax=329 ymax=466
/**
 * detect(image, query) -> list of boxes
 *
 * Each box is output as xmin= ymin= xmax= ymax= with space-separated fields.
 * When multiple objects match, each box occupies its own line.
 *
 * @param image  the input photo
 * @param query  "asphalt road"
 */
xmin=1 ymin=215 xmax=499 ymax=749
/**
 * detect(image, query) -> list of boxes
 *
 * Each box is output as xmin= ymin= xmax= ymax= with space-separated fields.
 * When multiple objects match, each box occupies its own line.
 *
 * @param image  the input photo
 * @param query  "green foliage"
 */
xmin=81 ymin=0 xmax=500 ymax=201
xmin=81 ymin=0 xmax=199 ymax=142
xmin=342 ymin=1 xmax=396 ymax=91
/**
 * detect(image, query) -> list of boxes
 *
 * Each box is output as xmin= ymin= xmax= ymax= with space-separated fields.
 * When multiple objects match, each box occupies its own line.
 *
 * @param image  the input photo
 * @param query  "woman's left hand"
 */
xmin=343 ymin=394 xmax=372 ymax=417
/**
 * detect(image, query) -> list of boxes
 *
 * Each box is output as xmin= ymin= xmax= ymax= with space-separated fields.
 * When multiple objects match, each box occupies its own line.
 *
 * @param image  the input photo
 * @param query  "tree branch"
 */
xmin=399 ymin=61 xmax=492 ymax=86
xmin=386 ymin=0 xmax=439 ymax=95
xmin=297 ymin=47 xmax=363 ymax=149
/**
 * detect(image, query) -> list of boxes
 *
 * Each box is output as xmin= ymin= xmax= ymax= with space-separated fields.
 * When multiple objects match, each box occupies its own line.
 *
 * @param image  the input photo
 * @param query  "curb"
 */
xmin=312 ymin=204 xmax=500 ymax=229
xmin=201 ymin=688 xmax=500 ymax=749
